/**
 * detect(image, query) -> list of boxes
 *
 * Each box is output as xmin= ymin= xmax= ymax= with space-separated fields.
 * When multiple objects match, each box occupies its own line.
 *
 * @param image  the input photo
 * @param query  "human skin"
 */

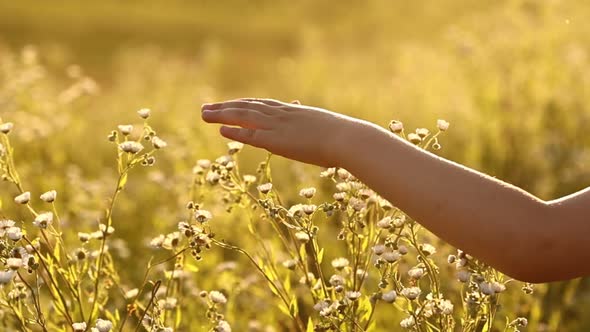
xmin=201 ymin=98 xmax=590 ymax=283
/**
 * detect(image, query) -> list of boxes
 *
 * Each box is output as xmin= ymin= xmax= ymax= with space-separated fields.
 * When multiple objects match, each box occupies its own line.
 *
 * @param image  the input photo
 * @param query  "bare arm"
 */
xmin=201 ymin=98 xmax=590 ymax=283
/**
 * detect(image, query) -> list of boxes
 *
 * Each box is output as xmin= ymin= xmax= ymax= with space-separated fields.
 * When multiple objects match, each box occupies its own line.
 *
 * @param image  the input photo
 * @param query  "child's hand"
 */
xmin=201 ymin=98 xmax=371 ymax=167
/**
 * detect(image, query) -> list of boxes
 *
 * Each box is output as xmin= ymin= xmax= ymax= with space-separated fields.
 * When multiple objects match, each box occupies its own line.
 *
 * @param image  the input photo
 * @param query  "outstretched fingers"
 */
xmin=201 ymin=107 xmax=274 ymax=129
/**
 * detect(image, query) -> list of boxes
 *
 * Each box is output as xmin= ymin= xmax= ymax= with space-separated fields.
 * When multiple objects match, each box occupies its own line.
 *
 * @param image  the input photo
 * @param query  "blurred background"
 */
xmin=1 ymin=0 xmax=590 ymax=330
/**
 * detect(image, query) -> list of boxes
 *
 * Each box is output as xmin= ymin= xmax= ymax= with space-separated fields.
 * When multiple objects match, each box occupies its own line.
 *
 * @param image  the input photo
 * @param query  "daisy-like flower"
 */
xmin=295 ymin=231 xmax=310 ymax=243
xmin=0 ymin=122 xmax=14 ymax=134
xmin=95 ymin=318 xmax=113 ymax=332
xmin=40 ymin=190 xmax=57 ymax=203
xmin=331 ymin=257 xmax=349 ymax=270
xmin=420 ymin=243 xmax=437 ymax=256
xmin=437 ymin=119 xmax=450 ymax=131
xmin=117 ymin=125 xmax=133 ymax=135
xmin=0 ymin=219 xmax=15 ymax=236
xmin=33 ymin=212 xmax=53 ymax=228
xmin=151 ymin=136 xmax=167 ymax=149
xmin=72 ymin=322 xmax=87 ymax=332
xmin=408 ymin=267 xmax=425 ymax=279
xmin=382 ymin=251 xmax=401 ymax=263
xmin=401 ymin=287 xmax=421 ymax=301
xmin=282 ymin=259 xmax=297 ymax=270
xmin=243 ymin=174 xmax=257 ymax=184
xmin=333 ymin=192 xmax=347 ymax=202
xmin=400 ymin=316 xmax=416 ymax=329
xmin=381 ymin=290 xmax=397 ymax=303
xmin=137 ymin=108 xmax=151 ymax=119
xmin=7 ymin=227 xmax=22 ymax=241
xmin=257 ymin=183 xmax=273 ymax=194
xmin=329 ymin=274 xmax=344 ymax=286
xmin=376 ymin=216 xmax=392 ymax=229
xmin=227 ymin=141 xmax=244 ymax=155
xmin=415 ymin=128 xmax=430 ymax=138
xmin=209 ymin=290 xmax=227 ymax=304
xmin=388 ymin=120 xmax=404 ymax=133
xmin=372 ymin=244 xmax=387 ymax=255
xmin=302 ymin=204 xmax=317 ymax=215
xmin=0 ymin=270 xmax=15 ymax=284
xmin=346 ymin=291 xmax=362 ymax=301
xmin=215 ymin=320 xmax=232 ymax=332
xmin=407 ymin=133 xmax=422 ymax=144
xmin=14 ymin=192 xmax=31 ymax=204
xmin=7 ymin=258 xmax=23 ymax=270
xmin=195 ymin=209 xmax=212 ymax=223
xmin=299 ymin=187 xmax=317 ymax=199
xmin=119 ymin=141 xmax=144 ymax=154
xmin=491 ymin=281 xmax=506 ymax=293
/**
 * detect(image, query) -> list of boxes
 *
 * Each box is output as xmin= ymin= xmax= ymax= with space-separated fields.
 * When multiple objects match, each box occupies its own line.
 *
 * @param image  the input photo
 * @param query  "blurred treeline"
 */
xmin=1 ymin=0 xmax=590 ymax=330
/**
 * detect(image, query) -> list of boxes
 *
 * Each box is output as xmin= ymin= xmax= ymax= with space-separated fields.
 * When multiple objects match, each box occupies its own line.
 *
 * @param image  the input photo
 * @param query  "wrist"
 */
xmin=331 ymin=119 xmax=385 ymax=169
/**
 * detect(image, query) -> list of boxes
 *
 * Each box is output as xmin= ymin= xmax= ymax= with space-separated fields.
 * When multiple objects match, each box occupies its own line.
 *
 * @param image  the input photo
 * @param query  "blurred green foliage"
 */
xmin=1 ymin=0 xmax=590 ymax=330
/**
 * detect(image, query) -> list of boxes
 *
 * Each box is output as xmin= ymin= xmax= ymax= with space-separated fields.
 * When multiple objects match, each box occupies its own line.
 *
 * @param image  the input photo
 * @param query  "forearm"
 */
xmin=338 ymin=122 xmax=554 ymax=281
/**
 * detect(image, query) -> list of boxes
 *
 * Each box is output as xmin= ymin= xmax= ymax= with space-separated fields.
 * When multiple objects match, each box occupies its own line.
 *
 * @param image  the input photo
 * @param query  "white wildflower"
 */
xmin=346 ymin=291 xmax=362 ymax=301
xmin=227 ymin=141 xmax=244 ymax=154
xmin=195 ymin=209 xmax=212 ymax=223
xmin=401 ymin=287 xmax=421 ymax=300
xmin=215 ymin=320 xmax=232 ymax=332
xmin=7 ymin=258 xmax=23 ymax=270
xmin=408 ymin=267 xmax=425 ymax=279
xmin=0 ymin=270 xmax=15 ymax=284
xmin=420 ymin=243 xmax=437 ymax=256
xmin=257 ymin=183 xmax=273 ymax=194
xmin=400 ymin=316 xmax=415 ymax=329
xmin=14 ymin=192 xmax=31 ymax=204
xmin=333 ymin=192 xmax=347 ymax=202
xmin=150 ymin=234 xmax=165 ymax=248
xmin=33 ymin=212 xmax=53 ymax=229
xmin=440 ymin=299 xmax=454 ymax=315
xmin=398 ymin=245 xmax=408 ymax=255
xmin=382 ymin=251 xmax=401 ymax=263
xmin=0 ymin=122 xmax=14 ymax=134
xmin=40 ymin=190 xmax=57 ymax=203
xmin=299 ymin=187 xmax=317 ymax=199
xmin=78 ymin=232 xmax=91 ymax=243
xmin=388 ymin=120 xmax=404 ymax=133
xmin=372 ymin=244 xmax=387 ymax=255
xmin=437 ymin=119 xmax=450 ymax=131
xmin=376 ymin=216 xmax=392 ymax=229
xmin=72 ymin=322 xmax=87 ymax=332
xmin=209 ymin=290 xmax=227 ymax=304
xmin=124 ymin=288 xmax=139 ymax=299
xmin=479 ymin=282 xmax=494 ymax=296
xmin=331 ymin=257 xmax=349 ymax=270
xmin=119 ymin=141 xmax=144 ymax=154
xmin=152 ymin=136 xmax=167 ymax=149
xmin=7 ymin=227 xmax=22 ymax=241
xmin=295 ymin=231 xmax=310 ymax=243
xmin=117 ymin=125 xmax=133 ymax=135
xmin=320 ymin=168 xmax=336 ymax=178
xmin=491 ymin=281 xmax=506 ymax=293
xmin=381 ymin=290 xmax=397 ymax=303
xmin=329 ymin=274 xmax=344 ymax=286
xmin=137 ymin=108 xmax=151 ymax=119
xmin=95 ymin=318 xmax=113 ymax=332
xmin=282 ymin=259 xmax=297 ymax=270
xmin=407 ymin=133 xmax=422 ymax=144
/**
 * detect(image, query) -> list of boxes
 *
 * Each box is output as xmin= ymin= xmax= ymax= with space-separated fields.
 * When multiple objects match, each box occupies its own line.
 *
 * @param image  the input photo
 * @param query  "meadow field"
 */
xmin=0 ymin=0 xmax=590 ymax=331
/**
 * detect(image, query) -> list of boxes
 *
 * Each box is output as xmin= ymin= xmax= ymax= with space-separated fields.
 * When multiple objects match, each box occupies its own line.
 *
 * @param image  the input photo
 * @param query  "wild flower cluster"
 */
xmin=0 ymin=109 xmax=536 ymax=331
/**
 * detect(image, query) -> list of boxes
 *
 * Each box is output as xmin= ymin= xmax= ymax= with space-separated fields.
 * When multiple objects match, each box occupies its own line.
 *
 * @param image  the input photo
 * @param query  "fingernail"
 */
xmin=201 ymin=103 xmax=212 ymax=110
